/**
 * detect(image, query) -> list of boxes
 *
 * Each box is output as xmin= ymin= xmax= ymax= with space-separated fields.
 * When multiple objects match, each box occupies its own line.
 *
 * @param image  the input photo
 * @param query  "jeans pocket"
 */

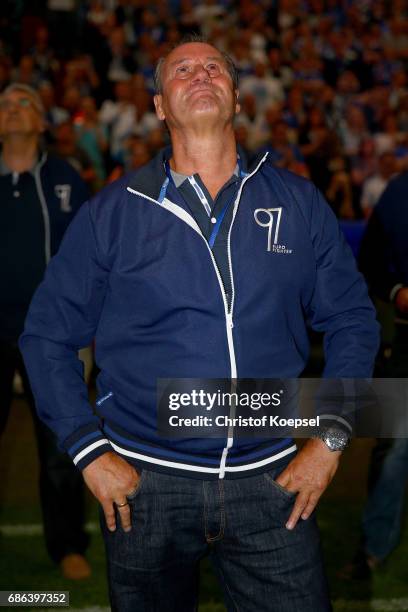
xmin=263 ymin=471 xmax=296 ymax=499
xmin=126 ymin=469 xmax=147 ymax=502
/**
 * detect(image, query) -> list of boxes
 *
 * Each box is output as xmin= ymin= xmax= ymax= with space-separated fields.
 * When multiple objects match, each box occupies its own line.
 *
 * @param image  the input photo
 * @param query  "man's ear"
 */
xmin=154 ymin=94 xmax=165 ymax=121
xmin=235 ymin=89 xmax=240 ymax=114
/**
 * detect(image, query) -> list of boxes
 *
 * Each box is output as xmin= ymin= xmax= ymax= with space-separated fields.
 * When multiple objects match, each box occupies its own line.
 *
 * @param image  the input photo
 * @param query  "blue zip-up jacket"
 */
xmin=20 ymin=149 xmax=380 ymax=478
xmin=0 ymin=152 xmax=89 ymax=341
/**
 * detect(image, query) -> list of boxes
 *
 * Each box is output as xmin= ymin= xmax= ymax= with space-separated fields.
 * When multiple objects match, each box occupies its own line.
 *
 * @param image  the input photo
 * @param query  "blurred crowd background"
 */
xmin=0 ymin=0 xmax=407 ymax=219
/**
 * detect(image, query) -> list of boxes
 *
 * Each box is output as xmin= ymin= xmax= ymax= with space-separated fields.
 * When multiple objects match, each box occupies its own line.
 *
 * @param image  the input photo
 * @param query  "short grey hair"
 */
xmin=0 ymin=83 xmax=45 ymax=116
xmin=154 ymin=34 xmax=239 ymax=95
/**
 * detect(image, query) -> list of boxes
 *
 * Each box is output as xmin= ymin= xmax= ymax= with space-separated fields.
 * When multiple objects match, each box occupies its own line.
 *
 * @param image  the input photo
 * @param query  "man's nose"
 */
xmin=191 ymin=64 xmax=211 ymax=83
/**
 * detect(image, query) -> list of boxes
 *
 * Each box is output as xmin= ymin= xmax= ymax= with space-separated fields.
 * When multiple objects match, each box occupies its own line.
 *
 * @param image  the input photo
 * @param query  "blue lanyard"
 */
xmin=208 ymin=188 xmax=239 ymax=247
xmin=163 ymin=159 xmax=246 ymax=248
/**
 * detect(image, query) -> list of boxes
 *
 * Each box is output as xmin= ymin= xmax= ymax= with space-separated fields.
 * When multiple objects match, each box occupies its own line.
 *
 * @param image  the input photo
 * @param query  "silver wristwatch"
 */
xmin=316 ymin=427 xmax=350 ymax=452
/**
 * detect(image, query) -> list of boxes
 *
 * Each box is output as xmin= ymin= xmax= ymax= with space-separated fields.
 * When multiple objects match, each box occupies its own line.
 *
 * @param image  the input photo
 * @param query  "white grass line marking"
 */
xmin=0 ymin=521 xmax=99 ymax=536
xmin=334 ymin=598 xmax=408 ymax=611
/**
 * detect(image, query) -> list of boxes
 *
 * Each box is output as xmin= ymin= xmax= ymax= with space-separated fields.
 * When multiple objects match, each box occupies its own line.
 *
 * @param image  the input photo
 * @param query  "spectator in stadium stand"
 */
xmin=278 ymin=0 xmax=301 ymax=30
xmin=267 ymin=44 xmax=294 ymax=91
xmin=363 ymin=83 xmax=393 ymax=132
xmin=338 ymin=104 xmax=371 ymax=158
xmin=360 ymin=151 xmax=398 ymax=218
xmin=86 ymin=0 xmax=112 ymax=31
xmin=38 ymin=81 xmax=69 ymax=136
xmin=239 ymin=60 xmax=284 ymax=113
xmin=53 ymin=120 xmax=97 ymax=191
xmin=136 ymin=8 xmax=166 ymax=45
xmin=373 ymin=113 xmax=404 ymax=156
xmin=125 ymin=135 xmax=151 ymax=171
xmin=105 ymin=26 xmax=137 ymax=84
xmin=299 ymin=106 xmax=341 ymax=194
xmin=383 ymin=17 xmax=408 ymax=60
xmin=389 ymin=69 xmax=408 ymax=112
xmin=351 ymin=138 xmax=378 ymax=214
xmin=326 ymin=156 xmax=354 ymax=219
xmin=192 ymin=0 xmax=227 ymax=32
xmin=236 ymin=92 xmax=268 ymax=151
xmin=74 ymin=96 xmax=108 ymax=188
xmin=132 ymin=86 xmax=161 ymax=139
xmin=107 ymin=135 xmax=152 ymax=184
xmin=282 ymin=85 xmax=307 ymax=132
xmin=28 ymin=25 xmax=59 ymax=82
xmin=133 ymin=32 xmax=160 ymax=91
xmin=99 ymin=79 xmax=137 ymax=164
xmin=11 ymin=55 xmax=41 ymax=89
xmin=229 ymin=39 xmax=252 ymax=79
xmin=331 ymin=71 xmax=361 ymax=129
xmin=292 ymin=48 xmax=325 ymax=92
xmin=61 ymin=86 xmax=83 ymax=120
xmin=256 ymin=119 xmax=307 ymax=177
xmin=62 ymin=55 xmax=100 ymax=98
xmin=0 ymin=83 xmax=91 ymax=580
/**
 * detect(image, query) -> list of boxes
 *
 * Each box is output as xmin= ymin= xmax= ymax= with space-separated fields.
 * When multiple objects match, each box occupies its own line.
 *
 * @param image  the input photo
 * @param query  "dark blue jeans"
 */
xmin=100 ymin=464 xmax=331 ymax=611
xmin=361 ymin=324 xmax=408 ymax=560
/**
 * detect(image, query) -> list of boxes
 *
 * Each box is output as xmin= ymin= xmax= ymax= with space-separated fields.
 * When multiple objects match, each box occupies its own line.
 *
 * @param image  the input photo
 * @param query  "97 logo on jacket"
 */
xmin=55 ymin=184 xmax=72 ymax=213
xmin=254 ymin=207 xmax=293 ymax=254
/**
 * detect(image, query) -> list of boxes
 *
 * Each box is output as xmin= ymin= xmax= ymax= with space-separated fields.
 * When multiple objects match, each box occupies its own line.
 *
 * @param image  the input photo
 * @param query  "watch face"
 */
xmin=324 ymin=429 xmax=349 ymax=451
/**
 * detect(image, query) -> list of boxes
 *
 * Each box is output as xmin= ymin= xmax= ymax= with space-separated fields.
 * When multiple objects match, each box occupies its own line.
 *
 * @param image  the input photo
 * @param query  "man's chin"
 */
xmin=187 ymin=96 xmax=221 ymax=116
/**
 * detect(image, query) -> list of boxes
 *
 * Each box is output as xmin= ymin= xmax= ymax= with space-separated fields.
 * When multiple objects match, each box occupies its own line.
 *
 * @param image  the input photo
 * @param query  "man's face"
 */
xmin=0 ymin=90 xmax=44 ymax=139
xmin=154 ymin=43 xmax=239 ymax=131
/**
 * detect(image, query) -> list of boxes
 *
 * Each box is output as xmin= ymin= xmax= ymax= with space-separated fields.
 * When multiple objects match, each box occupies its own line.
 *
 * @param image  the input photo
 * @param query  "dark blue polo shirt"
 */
xmin=170 ymin=165 xmax=241 ymax=309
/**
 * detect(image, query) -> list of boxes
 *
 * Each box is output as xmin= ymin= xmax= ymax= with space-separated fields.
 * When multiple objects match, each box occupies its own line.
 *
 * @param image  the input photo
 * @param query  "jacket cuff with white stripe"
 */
xmin=63 ymin=423 xmax=113 ymax=470
xmin=315 ymin=412 xmax=354 ymax=438
xmin=313 ymin=379 xmax=357 ymax=438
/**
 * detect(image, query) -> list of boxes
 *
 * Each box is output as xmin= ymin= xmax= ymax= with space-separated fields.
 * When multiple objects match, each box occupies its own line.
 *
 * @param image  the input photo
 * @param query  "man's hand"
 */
xmin=82 ymin=451 xmax=140 ymax=533
xmin=275 ymin=438 xmax=341 ymax=530
xmin=395 ymin=287 xmax=408 ymax=314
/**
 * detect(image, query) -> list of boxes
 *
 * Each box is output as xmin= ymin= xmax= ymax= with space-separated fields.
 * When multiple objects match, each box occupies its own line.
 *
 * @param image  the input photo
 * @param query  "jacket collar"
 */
xmin=0 ymin=150 xmax=47 ymax=177
xmin=126 ymin=145 xmax=266 ymax=203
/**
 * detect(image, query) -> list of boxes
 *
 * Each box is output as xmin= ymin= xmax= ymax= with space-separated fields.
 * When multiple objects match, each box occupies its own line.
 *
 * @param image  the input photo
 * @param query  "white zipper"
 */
xmin=126 ymin=153 xmax=269 ymax=478
xmin=218 ymin=313 xmax=237 ymax=478
xmin=34 ymin=153 xmax=51 ymax=264
xmin=218 ymin=153 xmax=269 ymax=477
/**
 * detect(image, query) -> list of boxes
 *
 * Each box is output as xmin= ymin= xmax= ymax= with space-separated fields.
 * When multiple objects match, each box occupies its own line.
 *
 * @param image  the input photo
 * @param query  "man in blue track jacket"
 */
xmin=20 ymin=38 xmax=379 ymax=610
xmin=0 ymin=83 xmax=91 ymax=579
